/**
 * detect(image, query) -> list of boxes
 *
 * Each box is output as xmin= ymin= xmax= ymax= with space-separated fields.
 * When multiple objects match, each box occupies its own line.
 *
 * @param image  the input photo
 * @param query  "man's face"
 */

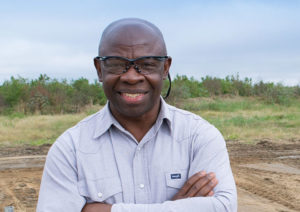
xmin=95 ymin=27 xmax=171 ymax=118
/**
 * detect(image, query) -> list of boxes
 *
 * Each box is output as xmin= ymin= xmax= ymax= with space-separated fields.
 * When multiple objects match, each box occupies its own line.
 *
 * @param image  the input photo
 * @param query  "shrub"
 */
xmin=0 ymin=74 xmax=298 ymax=114
xmin=0 ymin=75 xmax=108 ymax=115
xmin=0 ymin=77 xmax=29 ymax=107
xmin=202 ymin=76 xmax=222 ymax=95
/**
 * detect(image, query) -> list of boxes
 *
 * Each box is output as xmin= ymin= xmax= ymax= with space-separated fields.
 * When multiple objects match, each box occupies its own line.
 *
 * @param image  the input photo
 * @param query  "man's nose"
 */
xmin=120 ymin=65 xmax=144 ymax=84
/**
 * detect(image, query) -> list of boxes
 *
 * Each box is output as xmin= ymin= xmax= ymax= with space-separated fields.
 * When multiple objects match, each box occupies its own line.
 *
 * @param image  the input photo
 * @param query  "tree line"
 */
xmin=0 ymin=74 xmax=299 ymax=115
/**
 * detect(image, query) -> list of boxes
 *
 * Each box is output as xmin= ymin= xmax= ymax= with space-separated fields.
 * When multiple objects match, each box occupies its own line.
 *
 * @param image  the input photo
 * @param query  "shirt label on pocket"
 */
xmin=171 ymin=173 xmax=181 ymax=179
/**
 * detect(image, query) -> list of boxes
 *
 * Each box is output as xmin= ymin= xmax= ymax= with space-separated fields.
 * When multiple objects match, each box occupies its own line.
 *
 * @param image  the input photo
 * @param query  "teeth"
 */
xmin=123 ymin=93 xmax=142 ymax=98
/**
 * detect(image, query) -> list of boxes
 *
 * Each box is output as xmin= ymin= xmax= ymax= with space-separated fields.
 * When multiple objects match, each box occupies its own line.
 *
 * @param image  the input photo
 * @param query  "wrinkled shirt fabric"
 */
xmin=37 ymin=98 xmax=237 ymax=212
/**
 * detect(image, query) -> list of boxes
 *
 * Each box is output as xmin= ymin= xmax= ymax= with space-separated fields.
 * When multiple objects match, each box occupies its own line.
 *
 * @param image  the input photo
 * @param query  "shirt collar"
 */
xmin=93 ymin=96 xmax=172 ymax=139
xmin=157 ymin=96 xmax=172 ymax=133
xmin=92 ymin=102 xmax=116 ymax=139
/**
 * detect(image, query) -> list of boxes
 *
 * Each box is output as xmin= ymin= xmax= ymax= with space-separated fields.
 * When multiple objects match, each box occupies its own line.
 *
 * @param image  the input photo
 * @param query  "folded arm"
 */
xmin=37 ymin=135 xmax=86 ymax=211
xmin=83 ymin=127 xmax=237 ymax=212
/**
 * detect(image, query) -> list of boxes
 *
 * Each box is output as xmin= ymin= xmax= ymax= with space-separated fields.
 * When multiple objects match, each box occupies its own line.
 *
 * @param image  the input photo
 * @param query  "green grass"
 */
xmin=0 ymin=97 xmax=299 ymax=146
xmin=182 ymin=97 xmax=265 ymax=112
xmin=181 ymin=97 xmax=300 ymax=143
xmin=29 ymin=138 xmax=57 ymax=146
xmin=0 ymin=105 xmax=103 ymax=146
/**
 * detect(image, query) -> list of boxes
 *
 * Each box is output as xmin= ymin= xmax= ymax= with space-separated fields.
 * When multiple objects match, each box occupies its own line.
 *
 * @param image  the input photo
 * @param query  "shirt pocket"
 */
xmin=78 ymin=176 xmax=123 ymax=204
xmin=165 ymin=169 xmax=188 ymax=200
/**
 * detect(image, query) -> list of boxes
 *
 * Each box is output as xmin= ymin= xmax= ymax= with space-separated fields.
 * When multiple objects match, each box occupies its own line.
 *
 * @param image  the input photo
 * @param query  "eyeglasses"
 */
xmin=94 ymin=56 xmax=169 ymax=75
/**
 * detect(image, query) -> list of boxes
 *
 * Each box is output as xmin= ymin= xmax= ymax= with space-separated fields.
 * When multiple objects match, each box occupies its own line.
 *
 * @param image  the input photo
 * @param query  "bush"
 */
xmin=202 ymin=76 xmax=222 ymax=95
xmin=0 ymin=75 xmax=107 ymax=115
xmin=166 ymin=75 xmax=208 ymax=104
xmin=263 ymin=84 xmax=294 ymax=105
xmin=0 ymin=77 xmax=29 ymax=107
xmin=294 ymin=85 xmax=300 ymax=96
xmin=0 ymin=74 xmax=298 ymax=114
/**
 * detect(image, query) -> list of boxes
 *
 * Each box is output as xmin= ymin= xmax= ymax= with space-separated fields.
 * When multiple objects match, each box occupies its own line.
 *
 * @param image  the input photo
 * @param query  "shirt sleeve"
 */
xmin=112 ymin=124 xmax=237 ymax=212
xmin=36 ymin=134 xmax=86 ymax=212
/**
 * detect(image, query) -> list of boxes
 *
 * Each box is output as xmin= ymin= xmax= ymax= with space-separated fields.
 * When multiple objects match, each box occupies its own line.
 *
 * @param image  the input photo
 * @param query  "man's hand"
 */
xmin=81 ymin=171 xmax=218 ymax=211
xmin=172 ymin=171 xmax=218 ymax=200
xmin=82 ymin=203 xmax=112 ymax=212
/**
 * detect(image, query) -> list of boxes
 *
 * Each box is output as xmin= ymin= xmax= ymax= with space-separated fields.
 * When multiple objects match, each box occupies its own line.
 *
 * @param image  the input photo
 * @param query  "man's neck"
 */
xmin=109 ymin=101 xmax=161 ymax=142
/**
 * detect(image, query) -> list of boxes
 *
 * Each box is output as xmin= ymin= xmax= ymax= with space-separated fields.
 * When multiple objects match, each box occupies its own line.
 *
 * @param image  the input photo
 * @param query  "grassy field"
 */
xmin=182 ymin=97 xmax=300 ymax=143
xmin=0 ymin=97 xmax=299 ymax=146
xmin=0 ymin=106 xmax=101 ymax=146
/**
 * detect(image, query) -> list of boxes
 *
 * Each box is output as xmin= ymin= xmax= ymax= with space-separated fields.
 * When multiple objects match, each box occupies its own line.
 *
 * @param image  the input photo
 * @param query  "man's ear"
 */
xmin=94 ymin=58 xmax=103 ymax=82
xmin=163 ymin=57 xmax=172 ymax=80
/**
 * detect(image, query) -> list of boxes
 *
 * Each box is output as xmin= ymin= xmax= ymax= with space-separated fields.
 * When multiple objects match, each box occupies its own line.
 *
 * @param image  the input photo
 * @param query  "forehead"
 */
xmin=100 ymin=24 xmax=165 ymax=57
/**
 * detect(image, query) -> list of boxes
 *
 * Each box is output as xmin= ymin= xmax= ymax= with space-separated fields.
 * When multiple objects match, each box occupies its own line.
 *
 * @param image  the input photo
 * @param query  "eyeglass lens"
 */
xmin=103 ymin=57 xmax=164 ymax=75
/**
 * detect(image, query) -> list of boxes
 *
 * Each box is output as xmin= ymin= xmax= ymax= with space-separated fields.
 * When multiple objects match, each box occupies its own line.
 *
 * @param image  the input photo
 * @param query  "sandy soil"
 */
xmin=0 ymin=141 xmax=299 ymax=212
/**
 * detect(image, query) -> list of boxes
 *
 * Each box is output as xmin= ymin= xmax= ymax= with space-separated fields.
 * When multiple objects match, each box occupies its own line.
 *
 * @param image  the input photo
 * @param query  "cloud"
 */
xmin=0 ymin=38 xmax=97 ymax=82
xmin=0 ymin=0 xmax=299 ymax=85
xmin=160 ymin=1 xmax=300 ymax=85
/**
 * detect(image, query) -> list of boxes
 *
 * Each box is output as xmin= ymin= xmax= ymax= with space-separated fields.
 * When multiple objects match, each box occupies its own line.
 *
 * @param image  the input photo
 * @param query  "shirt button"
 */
xmin=137 ymin=147 xmax=141 ymax=151
xmin=97 ymin=192 xmax=103 ymax=198
xmin=139 ymin=184 xmax=145 ymax=189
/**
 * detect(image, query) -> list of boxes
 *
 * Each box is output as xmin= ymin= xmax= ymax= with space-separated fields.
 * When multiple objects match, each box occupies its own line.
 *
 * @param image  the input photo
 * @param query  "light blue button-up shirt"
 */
xmin=37 ymin=98 xmax=237 ymax=212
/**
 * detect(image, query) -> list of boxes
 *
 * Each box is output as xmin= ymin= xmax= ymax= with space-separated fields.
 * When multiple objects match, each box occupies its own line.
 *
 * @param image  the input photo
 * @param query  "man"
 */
xmin=37 ymin=18 xmax=237 ymax=212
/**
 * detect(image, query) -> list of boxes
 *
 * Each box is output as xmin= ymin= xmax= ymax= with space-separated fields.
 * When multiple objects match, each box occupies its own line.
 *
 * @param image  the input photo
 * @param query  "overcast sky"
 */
xmin=1 ymin=0 xmax=300 ymax=85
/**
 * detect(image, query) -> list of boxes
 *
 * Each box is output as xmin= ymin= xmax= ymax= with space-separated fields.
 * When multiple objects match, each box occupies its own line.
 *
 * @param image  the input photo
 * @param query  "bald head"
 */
xmin=98 ymin=18 xmax=167 ymax=56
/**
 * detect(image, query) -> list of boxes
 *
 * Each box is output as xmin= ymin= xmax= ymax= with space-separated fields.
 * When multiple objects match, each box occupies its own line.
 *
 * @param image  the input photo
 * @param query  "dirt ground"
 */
xmin=0 ymin=141 xmax=299 ymax=212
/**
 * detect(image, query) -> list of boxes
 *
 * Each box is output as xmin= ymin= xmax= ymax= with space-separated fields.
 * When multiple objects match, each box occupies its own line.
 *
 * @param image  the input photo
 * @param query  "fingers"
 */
xmin=172 ymin=171 xmax=218 ymax=201
xmin=207 ymin=190 xmax=214 ymax=196
xmin=82 ymin=203 xmax=112 ymax=212
xmin=195 ymin=177 xmax=218 ymax=197
xmin=172 ymin=171 xmax=206 ymax=200
xmin=184 ymin=172 xmax=216 ymax=198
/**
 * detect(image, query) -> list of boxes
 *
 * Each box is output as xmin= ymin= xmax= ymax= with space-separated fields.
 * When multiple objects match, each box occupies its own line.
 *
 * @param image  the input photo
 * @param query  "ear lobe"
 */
xmin=94 ymin=58 xmax=103 ymax=82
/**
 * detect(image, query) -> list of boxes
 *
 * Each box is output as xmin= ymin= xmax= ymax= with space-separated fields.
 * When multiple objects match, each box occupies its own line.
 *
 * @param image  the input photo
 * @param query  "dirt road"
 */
xmin=0 ymin=141 xmax=299 ymax=212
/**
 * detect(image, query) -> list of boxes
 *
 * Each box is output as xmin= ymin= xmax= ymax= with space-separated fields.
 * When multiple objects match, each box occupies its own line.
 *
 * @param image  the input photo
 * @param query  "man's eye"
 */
xmin=143 ymin=62 xmax=156 ymax=67
xmin=105 ymin=63 xmax=124 ymax=68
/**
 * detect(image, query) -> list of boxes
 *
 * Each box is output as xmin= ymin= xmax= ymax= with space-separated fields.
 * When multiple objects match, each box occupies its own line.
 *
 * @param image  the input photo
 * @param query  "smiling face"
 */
xmin=94 ymin=21 xmax=171 ymax=119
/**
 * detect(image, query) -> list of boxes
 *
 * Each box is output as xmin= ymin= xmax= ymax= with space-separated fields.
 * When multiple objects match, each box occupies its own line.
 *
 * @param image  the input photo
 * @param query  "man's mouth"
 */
xmin=123 ymin=93 xmax=143 ymax=98
xmin=120 ymin=92 xmax=147 ymax=102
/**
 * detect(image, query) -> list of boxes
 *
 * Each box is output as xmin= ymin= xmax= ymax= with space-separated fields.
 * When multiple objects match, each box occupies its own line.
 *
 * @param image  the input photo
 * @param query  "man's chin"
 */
xmin=117 ymin=107 xmax=150 ymax=118
xmin=110 ymin=101 xmax=153 ymax=118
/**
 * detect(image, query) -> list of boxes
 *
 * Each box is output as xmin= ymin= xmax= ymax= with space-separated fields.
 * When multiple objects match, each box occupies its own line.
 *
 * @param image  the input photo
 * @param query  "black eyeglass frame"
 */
xmin=94 ymin=55 xmax=169 ymax=62
xmin=95 ymin=56 xmax=169 ymax=75
xmin=94 ymin=55 xmax=172 ymax=99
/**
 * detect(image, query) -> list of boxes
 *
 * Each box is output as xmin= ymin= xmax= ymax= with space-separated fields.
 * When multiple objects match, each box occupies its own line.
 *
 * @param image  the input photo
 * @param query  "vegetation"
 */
xmin=0 ymin=74 xmax=299 ymax=115
xmin=183 ymin=97 xmax=300 ymax=144
xmin=0 ymin=97 xmax=299 ymax=146
xmin=0 ymin=74 xmax=106 ymax=115
xmin=0 ymin=74 xmax=299 ymax=146
xmin=165 ymin=75 xmax=299 ymax=106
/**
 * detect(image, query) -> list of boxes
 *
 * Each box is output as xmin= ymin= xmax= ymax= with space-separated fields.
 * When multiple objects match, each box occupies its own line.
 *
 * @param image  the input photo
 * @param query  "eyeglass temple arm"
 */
xmin=164 ymin=73 xmax=171 ymax=99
